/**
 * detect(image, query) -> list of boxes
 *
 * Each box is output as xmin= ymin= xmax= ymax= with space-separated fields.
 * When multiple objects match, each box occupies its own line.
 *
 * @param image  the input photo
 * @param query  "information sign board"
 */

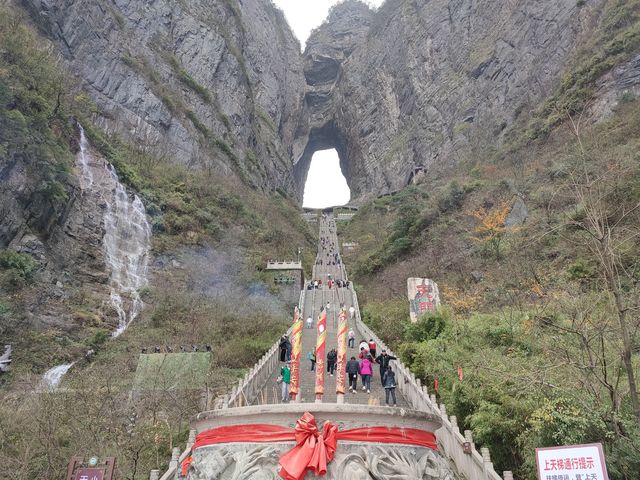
xmin=66 ymin=456 xmax=115 ymax=480
xmin=75 ymin=468 xmax=104 ymax=480
xmin=536 ymin=443 xmax=609 ymax=480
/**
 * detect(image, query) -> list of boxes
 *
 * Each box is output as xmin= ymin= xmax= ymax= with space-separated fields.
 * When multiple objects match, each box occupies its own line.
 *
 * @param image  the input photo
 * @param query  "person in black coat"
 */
xmin=279 ymin=335 xmax=290 ymax=362
xmin=382 ymin=366 xmax=397 ymax=406
xmin=375 ymin=349 xmax=397 ymax=385
xmin=327 ymin=348 xmax=337 ymax=376
xmin=346 ymin=356 xmax=360 ymax=392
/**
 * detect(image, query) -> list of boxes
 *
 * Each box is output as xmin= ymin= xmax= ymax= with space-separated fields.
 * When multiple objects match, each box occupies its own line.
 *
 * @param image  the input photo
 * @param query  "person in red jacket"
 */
xmin=368 ymin=339 xmax=377 ymax=358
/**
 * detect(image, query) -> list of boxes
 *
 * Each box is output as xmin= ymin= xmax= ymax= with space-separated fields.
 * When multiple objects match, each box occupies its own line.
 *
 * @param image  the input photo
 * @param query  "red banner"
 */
xmin=184 ymin=412 xmax=438 ymax=480
xmin=335 ymin=309 xmax=347 ymax=395
xmin=314 ymin=310 xmax=327 ymax=399
xmin=289 ymin=306 xmax=302 ymax=399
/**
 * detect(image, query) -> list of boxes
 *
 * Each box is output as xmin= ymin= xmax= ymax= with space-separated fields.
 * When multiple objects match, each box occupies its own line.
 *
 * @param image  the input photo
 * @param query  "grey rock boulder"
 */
xmin=506 ymin=197 xmax=528 ymax=227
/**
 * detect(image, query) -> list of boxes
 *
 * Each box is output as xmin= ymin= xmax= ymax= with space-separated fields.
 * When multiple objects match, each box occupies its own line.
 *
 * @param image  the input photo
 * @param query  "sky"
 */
xmin=272 ymin=1 xmax=385 ymax=48
xmin=273 ymin=1 xmax=384 ymax=208
xmin=302 ymin=150 xmax=351 ymax=209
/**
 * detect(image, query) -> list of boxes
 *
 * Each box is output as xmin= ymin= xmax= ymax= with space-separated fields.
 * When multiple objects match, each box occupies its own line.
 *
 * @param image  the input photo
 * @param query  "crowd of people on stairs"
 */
xmin=276 ymin=214 xmax=400 ymax=406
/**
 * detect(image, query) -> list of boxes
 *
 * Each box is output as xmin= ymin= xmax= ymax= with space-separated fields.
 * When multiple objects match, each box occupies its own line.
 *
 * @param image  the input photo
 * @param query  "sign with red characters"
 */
xmin=536 ymin=443 xmax=609 ymax=480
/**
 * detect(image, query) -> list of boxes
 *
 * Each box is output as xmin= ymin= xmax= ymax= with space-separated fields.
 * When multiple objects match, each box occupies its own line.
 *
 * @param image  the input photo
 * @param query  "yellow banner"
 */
xmin=289 ymin=306 xmax=302 ymax=398
xmin=336 ymin=309 xmax=348 ymax=395
xmin=314 ymin=310 xmax=327 ymax=398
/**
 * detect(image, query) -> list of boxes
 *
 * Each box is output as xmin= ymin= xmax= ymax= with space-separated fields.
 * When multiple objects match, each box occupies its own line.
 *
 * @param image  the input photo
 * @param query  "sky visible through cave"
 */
xmin=302 ymin=150 xmax=351 ymax=209
xmin=274 ymin=0 xmax=384 ymax=208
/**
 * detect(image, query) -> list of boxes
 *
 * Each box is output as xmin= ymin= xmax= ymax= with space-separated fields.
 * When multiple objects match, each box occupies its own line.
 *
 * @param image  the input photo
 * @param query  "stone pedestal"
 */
xmin=188 ymin=404 xmax=458 ymax=479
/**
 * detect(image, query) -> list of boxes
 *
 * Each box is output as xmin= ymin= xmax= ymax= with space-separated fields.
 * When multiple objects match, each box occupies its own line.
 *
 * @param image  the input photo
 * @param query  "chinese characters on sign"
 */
xmin=407 ymin=278 xmax=440 ymax=322
xmin=76 ymin=468 xmax=104 ymax=480
xmin=536 ymin=443 xmax=609 ymax=480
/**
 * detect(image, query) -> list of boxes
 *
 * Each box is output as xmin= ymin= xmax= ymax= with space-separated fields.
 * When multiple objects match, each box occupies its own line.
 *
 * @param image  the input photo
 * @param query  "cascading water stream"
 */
xmin=41 ymin=362 xmax=75 ymax=389
xmin=77 ymin=125 xmax=94 ymax=188
xmin=41 ymin=125 xmax=151 ymax=388
xmin=103 ymin=163 xmax=151 ymax=337
xmin=77 ymin=124 xmax=150 ymax=335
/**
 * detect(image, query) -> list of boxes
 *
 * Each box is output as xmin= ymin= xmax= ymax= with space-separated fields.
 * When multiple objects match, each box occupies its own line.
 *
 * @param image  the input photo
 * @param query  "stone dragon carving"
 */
xmin=187 ymin=443 xmax=457 ymax=479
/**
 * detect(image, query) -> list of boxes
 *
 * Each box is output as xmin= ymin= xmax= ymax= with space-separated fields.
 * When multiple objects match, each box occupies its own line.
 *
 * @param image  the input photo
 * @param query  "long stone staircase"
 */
xmin=151 ymin=214 xmax=513 ymax=480
xmin=263 ymin=216 xmax=409 ymax=407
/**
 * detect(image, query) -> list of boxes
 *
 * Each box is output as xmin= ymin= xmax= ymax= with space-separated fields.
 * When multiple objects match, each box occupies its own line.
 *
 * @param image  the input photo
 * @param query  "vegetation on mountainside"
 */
xmin=0 ymin=7 xmax=89 ymax=209
xmin=523 ymin=0 xmax=640 ymax=139
xmin=0 ymin=8 xmax=315 ymax=479
xmin=0 ymin=7 xmax=99 ymax=375
xmin=343 ymin=101 xmax=640 ymax=478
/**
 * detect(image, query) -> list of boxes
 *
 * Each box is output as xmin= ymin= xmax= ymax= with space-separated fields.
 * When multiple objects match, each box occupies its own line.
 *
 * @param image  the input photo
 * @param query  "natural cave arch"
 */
xmin=293 ymin=121 xmax=351 ymax=205
xmin=302 ymin=150 xmax=350 ymax=208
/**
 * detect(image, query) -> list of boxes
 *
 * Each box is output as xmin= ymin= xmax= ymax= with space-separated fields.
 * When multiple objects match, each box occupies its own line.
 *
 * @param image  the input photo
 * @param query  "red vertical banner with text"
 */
xmin=289 ymin=306 xmax=302 ymax=400
xmin=314 ymin=310 xmax=327 ymax=400
xmin=335 ymin=308 xmax=348 ymax=395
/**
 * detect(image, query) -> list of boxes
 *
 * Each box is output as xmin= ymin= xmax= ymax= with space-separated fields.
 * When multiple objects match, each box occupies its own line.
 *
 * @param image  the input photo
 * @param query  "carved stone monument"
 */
xmin=407 ymin=279 xmax=441 ymax=322
xmin=188 ymin=443 xmax=456 ymax=479
xmin=184 ymin=404 xmax=458 ymax=479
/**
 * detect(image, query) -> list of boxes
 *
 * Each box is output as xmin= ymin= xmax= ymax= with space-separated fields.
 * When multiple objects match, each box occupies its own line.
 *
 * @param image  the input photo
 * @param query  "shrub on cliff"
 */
xmin=0 ymin=250 xmax=37 ymax=290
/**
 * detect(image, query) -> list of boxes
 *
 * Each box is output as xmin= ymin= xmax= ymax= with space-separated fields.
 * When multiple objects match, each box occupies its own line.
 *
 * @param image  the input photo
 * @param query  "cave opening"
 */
xmin=302 ymin=149 xmax=350 ymax=209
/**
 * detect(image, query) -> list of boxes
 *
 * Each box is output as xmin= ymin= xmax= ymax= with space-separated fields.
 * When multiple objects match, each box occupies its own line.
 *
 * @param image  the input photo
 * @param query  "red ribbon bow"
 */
xmin=279 ymin=412 xmax=337 ymax=480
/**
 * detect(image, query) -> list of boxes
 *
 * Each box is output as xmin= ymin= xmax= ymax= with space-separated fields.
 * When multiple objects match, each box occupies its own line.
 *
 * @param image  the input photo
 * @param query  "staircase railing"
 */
xmin=350 ymin=283 xmax=510 ymax=480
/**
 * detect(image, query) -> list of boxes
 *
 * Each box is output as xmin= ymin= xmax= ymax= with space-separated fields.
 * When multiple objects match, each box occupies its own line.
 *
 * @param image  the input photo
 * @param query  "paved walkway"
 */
xmin=262 ymin=214 xmax=408 ymax=407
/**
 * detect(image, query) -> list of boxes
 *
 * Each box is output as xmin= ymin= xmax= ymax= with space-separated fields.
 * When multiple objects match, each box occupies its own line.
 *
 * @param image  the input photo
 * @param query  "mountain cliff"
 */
xmin=293 ymin=0 xmax=632 ymax=202
xmin=18 ymin=0 xmax=640 ymax=203
xmin=3 ymin=0 xmax=640 ymax=478
xmin=4 ymin=0 xmax=639 ymax=350
xmin=21 ymin=0 xmax=305 ymax=193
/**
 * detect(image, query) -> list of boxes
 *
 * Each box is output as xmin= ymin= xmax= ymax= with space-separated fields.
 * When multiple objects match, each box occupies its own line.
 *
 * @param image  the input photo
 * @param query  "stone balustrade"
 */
xmin=224 ymin=288 xmax=305 ymax=409
xmin=151 ymin=429 xmax=196 ymax=480
xmin=266 ymin=260 xmax=303 ymax=270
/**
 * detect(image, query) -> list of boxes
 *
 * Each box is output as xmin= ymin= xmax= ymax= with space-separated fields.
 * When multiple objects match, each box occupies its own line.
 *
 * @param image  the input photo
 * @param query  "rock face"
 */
xmin=21 ymin=0 xmax=306 ymax=194
xmin=591 ymin=53 xmax=640 ymax=120
xmin=19 ymin=0 xmax=623 ymax=205
xmin=293 ymin=0 xmax=609 ymax=202
xmin=291 ymin=2 xmax=374 ymax=198
xmin=0 ymin=133 xmax=115 ymax=332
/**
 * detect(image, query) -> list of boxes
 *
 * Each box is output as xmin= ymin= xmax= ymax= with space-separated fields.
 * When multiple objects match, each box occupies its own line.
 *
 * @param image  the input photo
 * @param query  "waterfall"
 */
xmin=103 ymin=164 xmax=151 ymax=337
xmin=77 ymin=125 xmax=94 ymax=188
xmin=41 ymin=125 xmax=152 ymax=387
xmin=41 ymin=363 xmax=75 ymax=389
xmin=74 ymin=123 xmax=151 ymax=335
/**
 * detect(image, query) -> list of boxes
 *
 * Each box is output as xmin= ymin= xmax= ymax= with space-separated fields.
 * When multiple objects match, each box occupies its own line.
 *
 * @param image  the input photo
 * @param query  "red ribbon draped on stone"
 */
xmin=278 ymin=412 xmax=337 ymax=479
xmin=183 ymin=412 xmax=437 ymax=480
